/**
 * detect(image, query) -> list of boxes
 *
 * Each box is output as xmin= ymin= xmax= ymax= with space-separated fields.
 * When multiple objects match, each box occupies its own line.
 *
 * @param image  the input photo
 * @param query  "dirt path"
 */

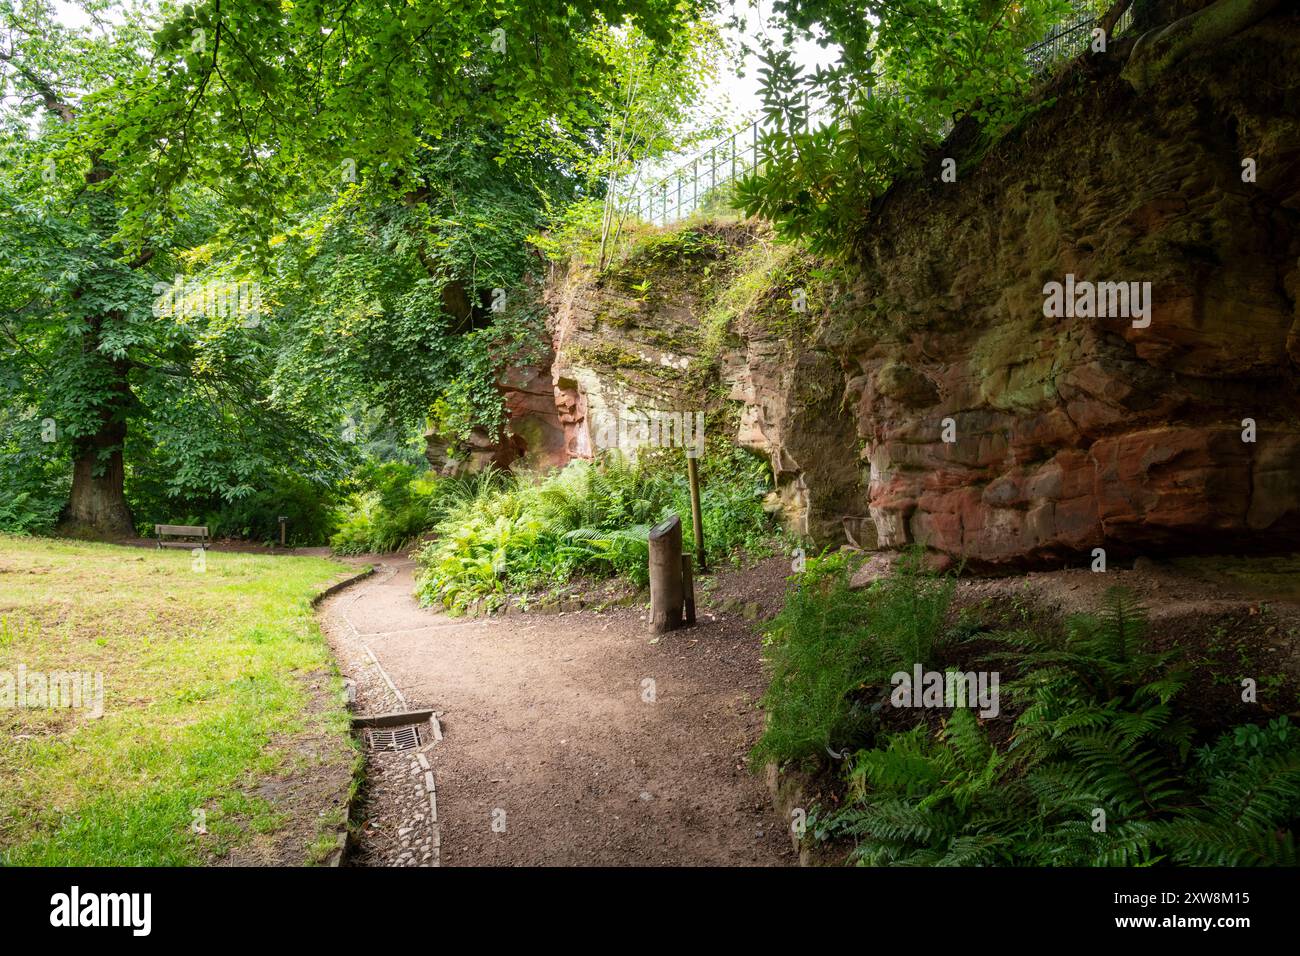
xmin=319 ymin=560 xmax=796 ymax=867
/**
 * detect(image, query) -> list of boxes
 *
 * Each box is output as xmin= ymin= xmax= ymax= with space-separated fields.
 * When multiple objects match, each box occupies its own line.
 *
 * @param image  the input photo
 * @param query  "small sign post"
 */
xmin=686 ymin=454 xmax=706 ymax=573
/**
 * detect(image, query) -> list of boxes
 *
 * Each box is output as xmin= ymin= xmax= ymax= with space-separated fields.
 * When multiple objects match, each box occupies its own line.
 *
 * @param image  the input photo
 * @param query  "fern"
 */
xmin=812 ymin=586 xmax=1300 ymax=867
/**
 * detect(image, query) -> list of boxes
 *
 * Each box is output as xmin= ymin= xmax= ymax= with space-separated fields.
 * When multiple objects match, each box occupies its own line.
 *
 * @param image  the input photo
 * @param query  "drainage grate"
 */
xmin=365 ymin=724 xmax=422 ymax=752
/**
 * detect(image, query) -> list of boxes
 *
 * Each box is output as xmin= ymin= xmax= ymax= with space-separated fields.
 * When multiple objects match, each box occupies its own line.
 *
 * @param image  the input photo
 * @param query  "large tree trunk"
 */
xmin=59 ymin=355 xmax=135 ymax=539
xmin=64 ymin=426 xmax=135 ymax=538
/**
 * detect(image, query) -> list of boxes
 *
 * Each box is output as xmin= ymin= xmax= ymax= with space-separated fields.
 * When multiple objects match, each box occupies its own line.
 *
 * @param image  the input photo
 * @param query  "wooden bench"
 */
xmin=155 ymin=524 xmax=210 ymax=550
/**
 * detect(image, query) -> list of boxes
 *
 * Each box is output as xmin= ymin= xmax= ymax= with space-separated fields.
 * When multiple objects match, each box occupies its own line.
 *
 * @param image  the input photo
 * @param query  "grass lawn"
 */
xmin=0 ymin=535 xmax=362 ymax=866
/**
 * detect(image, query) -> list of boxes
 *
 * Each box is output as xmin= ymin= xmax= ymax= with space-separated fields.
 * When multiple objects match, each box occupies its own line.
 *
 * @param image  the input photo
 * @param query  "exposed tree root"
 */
xmin=1122 ymin=0 xmax=1283 ymax=91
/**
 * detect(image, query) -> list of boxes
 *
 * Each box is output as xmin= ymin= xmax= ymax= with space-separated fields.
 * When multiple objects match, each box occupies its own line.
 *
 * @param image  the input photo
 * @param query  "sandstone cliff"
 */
xmin=483 ymin=5 xmax=1300 ymax=569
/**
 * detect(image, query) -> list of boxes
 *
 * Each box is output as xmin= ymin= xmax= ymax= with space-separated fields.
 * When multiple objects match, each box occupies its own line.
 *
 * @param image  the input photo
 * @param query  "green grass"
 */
xmin=0 ymin=535 xmax=358 ymax=865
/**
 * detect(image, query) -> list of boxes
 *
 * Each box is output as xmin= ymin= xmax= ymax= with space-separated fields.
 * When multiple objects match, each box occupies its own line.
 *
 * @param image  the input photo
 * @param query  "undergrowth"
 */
xmin=330 ymin=461 xmax=441 ymax=555
xmin=756 ymin=557 xmax=1300 ymax=866
xmin=413 ymin=448 xmax=778 ymax=613
xmin=753 ymin=548 xmax=955 ymax=767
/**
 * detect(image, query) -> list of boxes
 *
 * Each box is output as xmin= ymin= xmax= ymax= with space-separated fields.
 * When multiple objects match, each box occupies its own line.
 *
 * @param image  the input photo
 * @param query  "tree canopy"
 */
xmin=733 ymin=0 xmax=1083 ymax=252
xmin=1 ymin=0 xmax=1130 ymax=540
xmin=1 ymin=0 xmax=718 ymax=538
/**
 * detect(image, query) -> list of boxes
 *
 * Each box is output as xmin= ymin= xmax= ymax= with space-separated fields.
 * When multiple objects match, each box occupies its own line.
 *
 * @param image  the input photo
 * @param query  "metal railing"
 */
xmin=620 ymin=3 xmax=1132 ymax=226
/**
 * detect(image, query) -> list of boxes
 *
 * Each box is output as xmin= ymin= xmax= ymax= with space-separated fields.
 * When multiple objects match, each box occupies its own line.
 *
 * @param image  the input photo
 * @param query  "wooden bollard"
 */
xmin=648 ymin=515 xmax=684 ymax=633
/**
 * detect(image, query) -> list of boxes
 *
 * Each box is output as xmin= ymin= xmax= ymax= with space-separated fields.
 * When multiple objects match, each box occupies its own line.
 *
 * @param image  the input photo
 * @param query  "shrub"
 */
xmin=0 ymin=487 xmax=65 ymax=536
xmin=202 ymin=475 xmax=340 ymax=546
xmin=0 ymin=411 xmax=68 ymax=535
xmin=797 ymin=586 xmax=1300 ymax=866
xmin=752 ymin=547 xmax=956 ymax=768
xmin=413 ymin=451 xmax=778 ymax=613
xmin=330 ymin=461 xmax=440 ymax=555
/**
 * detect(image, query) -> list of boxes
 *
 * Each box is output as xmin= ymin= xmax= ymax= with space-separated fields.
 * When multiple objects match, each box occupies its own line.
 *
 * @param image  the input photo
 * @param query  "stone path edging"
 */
xmin=317 ymin=559 xmax=443 ymax=867
xmin=311 ymin=565 xmax=375 ymax=868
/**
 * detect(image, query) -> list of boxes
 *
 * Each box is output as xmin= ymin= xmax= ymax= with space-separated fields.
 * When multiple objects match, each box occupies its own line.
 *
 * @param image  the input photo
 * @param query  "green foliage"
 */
xmin=532 ymin=197 xmax=610 ymax=265
xmin=0 ymin=4 xmax=357 ymax=535
xmin=121 ymin=411 xmax=424 ymax=546
xmin=734 ymin=0 xmax=1079 ymax=253
xmin=689 ymin=446 xmax=777 ymax=562
xmin=828 ymin=707 xmax=1022 ymax=866
xmin=122 ymin=465 xmax=340 ymax=546
xmin=531 ymin=17 xmax=728 ymax=270
xmin=201 ymin=476 xmax=340 ymax=547
xmin=330 ymin=462 xmax=441 ymax=555
xmin=0 ymin=411 xmax=68 ymax=535
xmin=0 ymin=0 xmax=719 ymax=538
xmin=262 ymin=123 xmax=560 ymax=444
xmin=413 ymin=451 xmax=777 ymax=613
xmin=413 ymin=457 xmax=661 ymax=611
xmin=698 ymin=232 xmax=798 ymax=355
xmin=1161 ymin=718 xmax=1300 ymax=866
xmin=752 ymin=548 xmax=956 ymax=766
xmin=88 ymin=0 xmax=712 ymax=250
xmin=784 ymin=585 xmax=1300 ymax=866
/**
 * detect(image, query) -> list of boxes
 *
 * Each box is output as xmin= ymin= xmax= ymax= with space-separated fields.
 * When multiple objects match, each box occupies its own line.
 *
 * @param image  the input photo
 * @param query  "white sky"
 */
xmin=52 ymin=0 xmax=94 ymax=29
xmin=703 ymin=2 xmax=837 ymax=123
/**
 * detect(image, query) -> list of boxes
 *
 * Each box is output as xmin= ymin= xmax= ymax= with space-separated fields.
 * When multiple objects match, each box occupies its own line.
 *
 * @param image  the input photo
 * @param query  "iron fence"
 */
xmin=621 ymin=4 xmax=1133 ymax=226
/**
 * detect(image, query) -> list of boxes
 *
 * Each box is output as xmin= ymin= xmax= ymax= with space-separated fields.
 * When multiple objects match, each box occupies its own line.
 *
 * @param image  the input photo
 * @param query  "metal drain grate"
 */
xmin=365 ymin=724 xmax=422 ymax=752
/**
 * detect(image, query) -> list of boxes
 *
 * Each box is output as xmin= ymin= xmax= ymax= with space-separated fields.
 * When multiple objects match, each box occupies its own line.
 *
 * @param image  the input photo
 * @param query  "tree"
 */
xmin=90 ymin=0 xmax=715 ymax=252
xmin=1 ymin=0 xmax=169 ymax=535
xmin=262 ymin=121 xmax=567 ymax=447
xmin=732 ymin=0 xmax=1077 ymax=254
xmin=0 ymin=0 xmax=714 ymax=536
xmin=582 ymin=18 xmax=727 ymax=269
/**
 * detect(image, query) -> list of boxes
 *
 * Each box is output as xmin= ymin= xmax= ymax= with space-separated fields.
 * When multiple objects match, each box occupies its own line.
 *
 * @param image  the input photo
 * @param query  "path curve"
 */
xmin=319 ymin=560 xmax=796 ymax=866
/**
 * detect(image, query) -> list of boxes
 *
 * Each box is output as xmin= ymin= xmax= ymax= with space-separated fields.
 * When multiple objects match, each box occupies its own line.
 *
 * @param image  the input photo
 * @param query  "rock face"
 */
xmin=514 ymin=9 xmax=1300 ymax=568
xmin=539 ymin=225 xmax=868 ymax=542
xmin=825 ymin=11 xmax=1300 ymax=566
xmin=544 ymin=235 xmax=721 ymax=465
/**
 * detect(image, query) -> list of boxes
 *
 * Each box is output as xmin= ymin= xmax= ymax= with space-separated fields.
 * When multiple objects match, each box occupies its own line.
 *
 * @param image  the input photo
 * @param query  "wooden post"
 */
xmin=648 ymin=515 xmax=684 ymax=633
xmin=686 ymin=454 xmax=706 ymax=573
xmin=278 ymin=515 xmax=287 ymax=547
xmin=682 ymin=554 xmax=695 ymax=625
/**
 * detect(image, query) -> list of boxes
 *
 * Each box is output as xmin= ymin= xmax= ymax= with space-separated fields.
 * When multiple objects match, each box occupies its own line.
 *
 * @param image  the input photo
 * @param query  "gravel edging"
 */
xmin=310 ymin=564 xmax=376 ymax=867
xmin=315 ymin=561 xmax=445 ymax=867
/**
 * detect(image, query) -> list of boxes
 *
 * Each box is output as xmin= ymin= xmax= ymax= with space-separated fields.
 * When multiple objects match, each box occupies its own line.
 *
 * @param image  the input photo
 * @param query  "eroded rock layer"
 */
xmin=504 ymin=9 xmax=1300 ymax=568
xmin=830 ymin=12 xmax=1300 ymax=565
